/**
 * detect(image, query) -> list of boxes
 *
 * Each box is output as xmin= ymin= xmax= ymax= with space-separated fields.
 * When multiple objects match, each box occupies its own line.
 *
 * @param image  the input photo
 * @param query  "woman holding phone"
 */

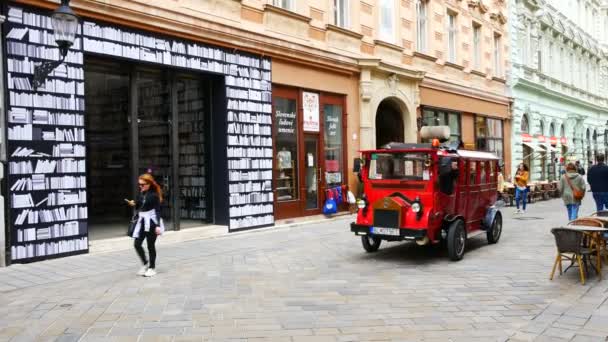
xmin=126 ymin=173 xmax=164 ymax=277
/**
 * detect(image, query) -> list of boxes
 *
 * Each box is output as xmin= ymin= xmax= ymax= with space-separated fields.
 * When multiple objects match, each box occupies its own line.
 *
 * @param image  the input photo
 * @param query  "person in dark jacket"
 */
xmin=126 ymin=173 xmax=165 ymax=277
xmin=575 ymin=160 xmax=586 ymax=176
xmin=587 ymin=153 xmax=608 ymax=212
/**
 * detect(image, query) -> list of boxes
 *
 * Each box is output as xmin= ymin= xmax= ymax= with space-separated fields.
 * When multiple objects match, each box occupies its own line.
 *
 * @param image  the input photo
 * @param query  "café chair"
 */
xmin=550 ymin=228 xmax=587 ymax=285
xmin=568 ymin=218 xmax=608 ymax=271
xmin=590 ymin=210 xmax=608 ymax=217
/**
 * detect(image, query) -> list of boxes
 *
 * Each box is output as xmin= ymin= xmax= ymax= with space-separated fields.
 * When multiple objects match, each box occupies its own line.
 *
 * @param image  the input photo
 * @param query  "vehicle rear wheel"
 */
xmin=447 ymin=220 xmax=466 ymax=261
xmin=361 ymin=235 xmax=382 ymax=252
xmin=487 ymin=212 xmax=502 ymax=244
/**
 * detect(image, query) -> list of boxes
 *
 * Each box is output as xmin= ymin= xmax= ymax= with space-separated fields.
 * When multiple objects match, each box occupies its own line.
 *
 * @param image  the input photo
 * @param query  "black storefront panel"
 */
xmin=4 ymin=5 xmax=274 ymax=263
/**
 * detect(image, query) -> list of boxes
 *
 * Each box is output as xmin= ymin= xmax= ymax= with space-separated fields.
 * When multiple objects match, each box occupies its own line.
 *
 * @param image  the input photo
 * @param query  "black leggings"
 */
xmin=134 ymin=230 xmax=158 ymax=269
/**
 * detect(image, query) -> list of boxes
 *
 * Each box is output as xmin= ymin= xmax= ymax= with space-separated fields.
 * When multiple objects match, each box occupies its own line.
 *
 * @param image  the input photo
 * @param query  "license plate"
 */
xmin=372 ymin=227 xmax=400 ymax=236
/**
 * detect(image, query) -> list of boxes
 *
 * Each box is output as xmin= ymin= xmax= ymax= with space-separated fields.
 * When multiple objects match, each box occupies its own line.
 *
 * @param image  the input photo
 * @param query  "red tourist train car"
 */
xmin=350 ymin=126 xmax=502 ymax=261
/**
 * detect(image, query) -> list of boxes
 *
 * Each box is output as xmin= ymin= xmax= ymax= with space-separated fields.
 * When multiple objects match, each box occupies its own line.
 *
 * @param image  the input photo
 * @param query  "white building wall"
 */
xmin=509 ymin=0 xmax=608 ymax=182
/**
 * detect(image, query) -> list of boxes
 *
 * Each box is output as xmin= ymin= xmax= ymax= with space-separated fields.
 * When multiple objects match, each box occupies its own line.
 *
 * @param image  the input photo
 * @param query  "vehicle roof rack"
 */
xmin=440 ymin=140 xmax=460 ymax=153
xmin=381 ymin=142 xmax=433 ymax=149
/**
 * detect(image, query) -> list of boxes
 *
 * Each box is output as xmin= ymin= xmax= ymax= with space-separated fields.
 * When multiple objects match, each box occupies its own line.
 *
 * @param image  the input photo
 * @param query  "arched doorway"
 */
xmin=375 ymin=99 xmax=404 ymax=148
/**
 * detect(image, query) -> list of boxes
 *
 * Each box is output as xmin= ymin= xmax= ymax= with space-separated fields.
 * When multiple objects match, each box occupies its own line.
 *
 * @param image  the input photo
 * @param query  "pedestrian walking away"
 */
xmin=587 ymin=153 xmax=608 ymax=212
xmin=514 ymin=163 xmax=529 ymax=213
xmin=126 ymin=173 xmax=165 ymax=277
xmin=575 ymin=160 xmax=586 ymax=176
xmin=559 ymin=162 xmax=587 ymax=221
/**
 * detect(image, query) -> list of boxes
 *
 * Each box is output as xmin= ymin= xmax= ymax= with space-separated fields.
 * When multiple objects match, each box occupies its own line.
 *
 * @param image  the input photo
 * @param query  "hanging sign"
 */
xmin=549 ymin=136 xmax=558 ymax=146
xmin=302 ymin=92 xmax=320 ymax=132
xmin=537 ymin=135 xmax=546 ymax=143
xmin=521 ymin=133 xmax=533 ymax=142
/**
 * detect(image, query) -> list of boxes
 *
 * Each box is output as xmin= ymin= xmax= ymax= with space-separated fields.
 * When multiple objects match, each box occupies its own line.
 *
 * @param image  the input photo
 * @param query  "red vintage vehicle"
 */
xmin=350 ymin=126 xmax=502 ymax=261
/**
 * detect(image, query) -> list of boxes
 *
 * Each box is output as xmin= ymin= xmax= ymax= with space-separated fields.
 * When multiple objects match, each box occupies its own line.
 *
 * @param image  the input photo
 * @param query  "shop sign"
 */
xmin=560 ymin=137 xmax=568 ymax=145
xmin=521 ymin=133 xmax=532 ymax=142
xmin=537 ymin=135 xmax=546 ymax=143
xmin=302 ymin=92 xmax=319 ymax=132
xmin=549 ymin=136 xmax=558 ymax=146
xmin=276 ymin=109 xmax=296 ymax=137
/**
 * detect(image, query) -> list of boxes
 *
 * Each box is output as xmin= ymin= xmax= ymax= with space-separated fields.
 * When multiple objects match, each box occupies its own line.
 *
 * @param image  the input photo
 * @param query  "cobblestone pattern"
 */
xmin=0 ymin=196 xmax=606 ymax=341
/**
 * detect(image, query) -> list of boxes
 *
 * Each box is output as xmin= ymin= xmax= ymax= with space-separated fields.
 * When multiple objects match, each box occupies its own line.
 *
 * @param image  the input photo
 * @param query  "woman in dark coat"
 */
xmin=127 ymin=173 xmax=164 ymax=277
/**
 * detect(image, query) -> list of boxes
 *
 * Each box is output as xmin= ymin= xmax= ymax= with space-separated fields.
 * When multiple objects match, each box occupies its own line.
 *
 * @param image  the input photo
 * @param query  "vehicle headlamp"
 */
xmin=411 ymin=202 xmax=421 ymax=213
xmin=356 ymin=199 xmax=366 ymax=209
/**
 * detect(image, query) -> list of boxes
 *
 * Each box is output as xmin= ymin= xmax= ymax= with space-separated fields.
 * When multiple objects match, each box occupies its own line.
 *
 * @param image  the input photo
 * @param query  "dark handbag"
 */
xmin=127 ymin=213 xmax=138 ymax=237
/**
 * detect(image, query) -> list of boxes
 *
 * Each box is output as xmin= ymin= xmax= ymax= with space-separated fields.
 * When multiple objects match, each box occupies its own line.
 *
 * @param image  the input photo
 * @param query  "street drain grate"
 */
xmin=513 ymin=217 xmax=544 ymax=220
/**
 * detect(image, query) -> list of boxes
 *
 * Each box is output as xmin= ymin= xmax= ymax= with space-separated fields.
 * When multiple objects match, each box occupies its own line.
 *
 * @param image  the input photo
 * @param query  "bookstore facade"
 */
xmin=3 ymin=4 xmax=276 ymax=263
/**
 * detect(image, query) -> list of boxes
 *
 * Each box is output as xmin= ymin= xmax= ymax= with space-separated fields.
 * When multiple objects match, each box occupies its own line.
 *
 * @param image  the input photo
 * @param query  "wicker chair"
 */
xmin=568 ymin=218 xmax=608 ymax=267
xmin=550 ymin=228 xmax=587 ymax=284
xmin=591 ymin=210 xmax=608 ymax=217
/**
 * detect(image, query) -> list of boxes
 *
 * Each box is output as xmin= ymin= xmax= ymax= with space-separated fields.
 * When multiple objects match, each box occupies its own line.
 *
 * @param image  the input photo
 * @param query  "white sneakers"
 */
xmin=136 ymin=265 xmax=156 ymax=277
xmin=515 ymin=209 xmax=526 ymax=214
xmin=137 ymin=265 xmax=148 ymax=276
xmin=144 ymin=268 xmax=157 ymax=277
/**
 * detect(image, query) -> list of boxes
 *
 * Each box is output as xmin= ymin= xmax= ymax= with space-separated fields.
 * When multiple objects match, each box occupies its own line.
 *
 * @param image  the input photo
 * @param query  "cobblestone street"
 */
xmin=1 ymin=197 xmax=608 ymax=342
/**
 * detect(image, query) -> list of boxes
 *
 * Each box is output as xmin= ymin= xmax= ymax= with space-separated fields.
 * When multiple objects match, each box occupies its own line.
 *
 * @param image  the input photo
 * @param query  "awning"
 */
xmin=540 ymin=143 xmax=558 ymax=152
xmin=522 ymin=142 xmax=541 ymax=151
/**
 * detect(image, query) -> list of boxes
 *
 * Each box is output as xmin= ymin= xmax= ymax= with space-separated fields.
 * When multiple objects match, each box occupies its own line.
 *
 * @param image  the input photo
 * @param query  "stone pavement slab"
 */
xmin=0 ymin=196 xmax=606 ymax=341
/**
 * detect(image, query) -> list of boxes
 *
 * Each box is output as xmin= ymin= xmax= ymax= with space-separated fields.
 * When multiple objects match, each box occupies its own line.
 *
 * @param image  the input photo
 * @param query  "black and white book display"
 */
xmin=6 ymin=6 xmax=88 ymax=262
xmin=5 ymin=5 xmax=274 ymax=262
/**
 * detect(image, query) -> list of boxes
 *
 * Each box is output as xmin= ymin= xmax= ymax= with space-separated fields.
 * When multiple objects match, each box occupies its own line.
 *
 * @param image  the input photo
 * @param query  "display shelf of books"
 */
xmin=177 ymin=80 xmax=208 ymax=221
xmin=5 ymin=6 xmax=89 ymax=263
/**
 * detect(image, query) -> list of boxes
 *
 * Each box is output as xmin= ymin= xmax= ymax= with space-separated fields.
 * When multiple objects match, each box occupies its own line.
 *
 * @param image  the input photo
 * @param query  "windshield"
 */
xmin=368 ymin=153 xmax=431 ymax=181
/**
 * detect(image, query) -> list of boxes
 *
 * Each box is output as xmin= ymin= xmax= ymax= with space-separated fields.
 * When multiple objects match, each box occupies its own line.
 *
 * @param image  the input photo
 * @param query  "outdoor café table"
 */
xmin=562 ymin=225 xmax=608 ymax=280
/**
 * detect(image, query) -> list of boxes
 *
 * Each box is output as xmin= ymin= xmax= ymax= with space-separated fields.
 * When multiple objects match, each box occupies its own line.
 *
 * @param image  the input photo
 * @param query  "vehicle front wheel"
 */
xmin=487 ymin=212 xmax=502 ymax=244
xmin=361 ymin=235 xmax=382 ymax=252
xmin=447 ymin=220 xmax=466 ymax=261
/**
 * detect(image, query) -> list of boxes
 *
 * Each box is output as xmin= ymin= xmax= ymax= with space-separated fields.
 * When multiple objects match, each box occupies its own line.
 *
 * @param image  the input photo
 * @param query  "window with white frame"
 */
xmin=494 ymin=33 xmax=502 ymax=77
xmin=273 ymin=0 xmax=294 ymax=11
xmin=559 ymin=47 xmax=564 ymax=81
xmin=525 ymin=24 xmax=531 ymax=65
xmin=548 ymin=41 xmax=554 ymax=77
xmin=537 ymin=36 xmax=543 ymax=72
xmin=334 ymin=0 xmax=350 ymax=28
xmin=583 ymin=59 xmax=588 ymax=90
xmin=473 ymin=23 xmax=481 ymax=70
xmin=569 ymin=53 xmax=574 ymax=85
xmin=379 ymin=0 xmax=395 ymax=43
xmin=447 ymin=11 xmax=458 ymax=63
xmin=416 ymin=0 xmax=427 ymax=52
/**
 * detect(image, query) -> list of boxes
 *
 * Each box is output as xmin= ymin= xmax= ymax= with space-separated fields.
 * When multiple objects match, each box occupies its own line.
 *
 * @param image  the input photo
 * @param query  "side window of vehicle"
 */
xmin=489 ymin=160 xmax=495 ymax=180
xmin=469 ymin=161 xmax=477 ymax=185
xmin=479 ymin=161 xmax=486 ymax=184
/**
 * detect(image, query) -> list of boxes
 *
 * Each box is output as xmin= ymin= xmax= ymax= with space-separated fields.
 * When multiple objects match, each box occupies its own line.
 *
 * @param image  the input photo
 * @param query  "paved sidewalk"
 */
xmin=0 ymin=196 xmax=606 ymax=342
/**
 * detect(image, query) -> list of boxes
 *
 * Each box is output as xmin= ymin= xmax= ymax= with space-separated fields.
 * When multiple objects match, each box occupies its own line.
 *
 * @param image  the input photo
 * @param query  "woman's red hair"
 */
xmin=139 ymin=173 xmax=163 ymax=202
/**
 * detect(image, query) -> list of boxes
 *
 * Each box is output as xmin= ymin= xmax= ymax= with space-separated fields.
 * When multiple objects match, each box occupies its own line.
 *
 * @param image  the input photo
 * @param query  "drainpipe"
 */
xmin=0 ymin=13 xmax=6 ymax=267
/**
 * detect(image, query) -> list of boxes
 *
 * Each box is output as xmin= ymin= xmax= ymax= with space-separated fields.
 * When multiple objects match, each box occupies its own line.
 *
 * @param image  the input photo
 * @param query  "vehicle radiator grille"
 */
xmin=373 ymin=209 xmax=399 ymax=228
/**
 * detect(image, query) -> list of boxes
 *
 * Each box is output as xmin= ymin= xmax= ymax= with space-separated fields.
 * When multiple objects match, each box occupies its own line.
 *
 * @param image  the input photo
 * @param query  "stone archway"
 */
xmin=375 ymin=98 xmax=405 ymax=148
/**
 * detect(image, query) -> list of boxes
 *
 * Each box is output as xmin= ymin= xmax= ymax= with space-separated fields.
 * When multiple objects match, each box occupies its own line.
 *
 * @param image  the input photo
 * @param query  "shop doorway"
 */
xmin=85 ymin=58 xmax=218 ymax=239
xmin=375 ymin=99 xmax=404 ymax=148
xmin=272 ymin=86 xmax=346 ymax=220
